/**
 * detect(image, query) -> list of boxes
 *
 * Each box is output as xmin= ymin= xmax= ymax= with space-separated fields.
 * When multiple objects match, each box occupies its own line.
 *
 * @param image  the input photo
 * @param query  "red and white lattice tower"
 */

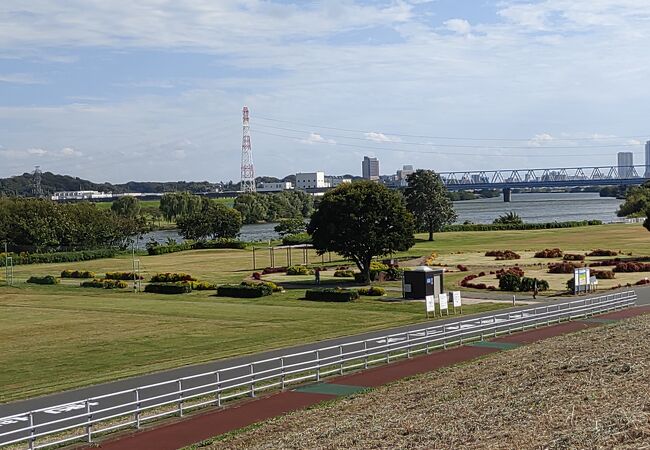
xmin=240 ymin=106 xmax=256 ymax=193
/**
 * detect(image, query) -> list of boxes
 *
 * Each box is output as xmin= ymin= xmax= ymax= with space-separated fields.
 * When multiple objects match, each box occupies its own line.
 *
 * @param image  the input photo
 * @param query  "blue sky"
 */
xmin=1 ymin=0 xmax=649 ymax=183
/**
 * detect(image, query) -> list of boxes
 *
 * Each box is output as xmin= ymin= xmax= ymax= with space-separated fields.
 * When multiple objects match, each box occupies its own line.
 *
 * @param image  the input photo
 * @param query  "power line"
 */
xmin=253 ymin=123 xmax=642 ymax=150
xmin=255 ymin=115 xmax=647 ymax=143
xmin=252 ymin=129 xmax=638 ymax=158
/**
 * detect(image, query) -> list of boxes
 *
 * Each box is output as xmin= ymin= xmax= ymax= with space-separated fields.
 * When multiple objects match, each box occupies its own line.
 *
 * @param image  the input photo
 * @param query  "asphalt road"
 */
xmin=0 ymin=287 xmax=646 ymax=446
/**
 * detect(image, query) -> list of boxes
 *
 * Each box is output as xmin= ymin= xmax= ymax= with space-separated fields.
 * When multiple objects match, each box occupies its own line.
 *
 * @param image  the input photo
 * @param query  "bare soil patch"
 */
xmin=212 ymin=315 xmax=650 ymax=450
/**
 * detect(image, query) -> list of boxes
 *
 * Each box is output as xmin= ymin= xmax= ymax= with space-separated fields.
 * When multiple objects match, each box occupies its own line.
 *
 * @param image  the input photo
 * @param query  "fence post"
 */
xmin=28 ymin=412 xmax=35 ymax=450
xmin=178 ymin=380 xmax=183 ymax=417
xmin=135 ymin=389 xmax=141 ymax=429
xmin=281 ymin=358 xmax=285 ymax=390
xmin=250 ymin=364 xmax=256 ymax=397
xmin=364 ymin=341 xmax=368 ymax=369
xmin=215 ymin=371 xmax=221 ymax=407
xmin=316 ymin=350 xmax=321 ymax=382
xmin=86 ymin=400 xmax=93 ymax=443
xmin=339 ymin=345 xmax=344 ymax=374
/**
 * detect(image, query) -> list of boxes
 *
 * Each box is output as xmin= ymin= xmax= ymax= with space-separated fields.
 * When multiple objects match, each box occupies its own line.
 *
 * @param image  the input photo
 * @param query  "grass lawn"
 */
xmin=1 ymin=223 xmax=649 ymax=402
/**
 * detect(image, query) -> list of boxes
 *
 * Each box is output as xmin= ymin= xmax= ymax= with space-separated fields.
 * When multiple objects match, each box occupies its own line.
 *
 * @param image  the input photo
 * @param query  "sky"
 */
xmin=1 ymin=0 xmax=650 ymax=183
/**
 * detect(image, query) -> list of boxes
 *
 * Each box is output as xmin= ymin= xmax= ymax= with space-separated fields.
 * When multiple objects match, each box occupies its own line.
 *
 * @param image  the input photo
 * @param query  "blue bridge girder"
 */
xmin=440 ymin=165 xmax=649 ymax=191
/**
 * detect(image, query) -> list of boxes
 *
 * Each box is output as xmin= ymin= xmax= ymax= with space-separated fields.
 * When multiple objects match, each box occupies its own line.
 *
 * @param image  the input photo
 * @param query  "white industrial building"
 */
xmin=296 ymin=172 xmax=330 ymax=190
xmin=257 ymin=181 xmax=294 ymax=192
xmin=325 ymin=176 xmax=352 ymax=187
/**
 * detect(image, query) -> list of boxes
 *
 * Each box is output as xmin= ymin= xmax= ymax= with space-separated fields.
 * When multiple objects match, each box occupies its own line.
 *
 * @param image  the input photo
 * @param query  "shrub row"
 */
xmin=563 ymin=254 xmax=586 ymax=261
xmin=105 ymin=271 xmax=144 ymax=280
xmin=281 ymin=233 xmax=312 ymax=245
xmin=357 ymin=286 xmax=386 ymax=296
xmin=334 ymin=270 xmax=355 ymax=278
xmin=587 ymin=249 xmax=618 ymax=257
xmin=548 ymin=262 xmax=583 ymax=274
xmin=0 ymin=249 xmax=119 ymax=267
xmin=61 ymin=269 xmax=95 ymax=279
xmin=304 ymin=288 xmax=360 ymax=302
xmin=442 ymin=220 xmax=602 ymax=233
xmin=485 ymin=250 xmax=521 ymax=260
xmin=80 ymin=279 xmax=128 ymax=289
xmin=287 ymin=265 xmax=314 ymax=276
xmin=262 ymin=266 xmax=287 ymax=275
xmin=216 ymin=284 xmax=273 ymax=298
xmin=240 ymin=280 xmax=283 ymax=292
xmin=496 ymin=267 xmax=525 ymax=279
xmin=589 ymin=258 xmax=622 ymax=267
xmin=456 ymin=264 xmax=469 ymax=272
xmin=535 ymin=248 xmax=563 ymax=258
xmin=592 ymin=270 xmax=615 ymax=279
xmin=146 ymin=239 xmax=246 ymax=255
xmin=150 ymin=273 xmax=197 ymax=282
xmin=144 ymin=283 xmax=192 ymax=294
xmin=189 ymin=281 xmax=218 ymax=290
xmin=26 ymin=275 xmax=58 ymax=285
xmin=614 ymin=262 xmax=650 ymax=273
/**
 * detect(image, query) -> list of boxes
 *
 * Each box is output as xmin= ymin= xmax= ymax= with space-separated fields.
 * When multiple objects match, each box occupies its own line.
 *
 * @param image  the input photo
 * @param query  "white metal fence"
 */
xmin=0 ymin=290 xmax=637 ymax=449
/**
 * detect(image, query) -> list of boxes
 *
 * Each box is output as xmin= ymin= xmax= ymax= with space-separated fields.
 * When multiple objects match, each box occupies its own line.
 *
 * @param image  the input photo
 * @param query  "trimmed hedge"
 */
xmin=358 ymin=286 xmax=386 ymax=296
xmin=104 ymin=271 xmax=144 ymax=280
xmin=442 ymin=220 xmax=602 ymax=233
xmin=548 ymin=262 xmax=583 ymax=274
xmin=0 ymin=249 xmax=119 ymax=267
xmin=485 ymin=250 xmax=521 ymax=260
xmin=146 ymin=239 xmax=247 ymax=256
xmin=61 ymin=269 xmax=95 ymax=279
xmin=496 ymin=267 xmax=525 ymax=279
xmin=26 ymin=275 xmax=59 ymax=285
xmin=287 ymin=265 xmax=314 ymax=276
xmin=144 ymin=283 xmax=192 ymax=294
xmin=262 ymin=266 xmax=287 ymax=275
xmin=216 ymin=284 xmax=272 ymax=298
xmin=304 ymin=288 xmax=359 ymax=302
xmin=80 ymin=279 xmax=128 ymax=289
xmin=535 ymin=248 xmax=564 ymax=258
xmin=240 ymin=280 xmax=283 ymax=292
xmin=281 ymin=233 xmax=312 ymax=245
xmin=587 ymin=249 xmax=618 ymax=257
xmin=592 ymin=270 xmax=615 ymax=279
xmin=613 ymin=262 xmax=650 ymax=273
xmin=189 ymin=281 xmax=218 ymax=290
xmin=334 ymin=270 xmax=355 ymax=278
xmin=563 ymin=254 xmax=586 ymax=261
xmin=150 ymin=273 xmax=197 ymax=282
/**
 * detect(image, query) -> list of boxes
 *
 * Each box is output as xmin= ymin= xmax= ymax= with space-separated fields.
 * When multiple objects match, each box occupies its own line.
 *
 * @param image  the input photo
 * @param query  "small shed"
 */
xmin=402 ymin=266 xmax=444 ymax=300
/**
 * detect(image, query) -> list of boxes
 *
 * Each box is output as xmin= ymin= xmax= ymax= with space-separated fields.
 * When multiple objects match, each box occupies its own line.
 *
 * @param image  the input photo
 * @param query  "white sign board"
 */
xmin=403 ymin=283 xmax=412 ymax=293
xmin=574 ymin=267 xmax=590 ymax=293
xmin=425 ymin=295 xmax=435 ymax=313
xmin=452 ymin=291 xmax=462 ymax=308
xmin=438 ymin=293 xmax=449 ymax=312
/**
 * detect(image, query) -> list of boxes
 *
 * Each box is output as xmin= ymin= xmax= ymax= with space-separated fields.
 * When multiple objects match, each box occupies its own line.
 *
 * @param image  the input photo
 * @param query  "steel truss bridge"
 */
xmin=439 ymin=165 xmax=649 ymax=201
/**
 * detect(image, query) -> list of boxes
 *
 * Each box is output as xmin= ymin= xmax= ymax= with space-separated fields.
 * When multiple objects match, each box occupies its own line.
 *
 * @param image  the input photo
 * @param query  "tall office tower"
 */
xmin=645 ymin=141 xmax=650 ymax=178
xmin=618 ymin=152 xmax=634 ymax=178
xmin=240 ymin=106 xmax=256 ymax=193
xmin=362 ymin=156 xmax=380 ymax=180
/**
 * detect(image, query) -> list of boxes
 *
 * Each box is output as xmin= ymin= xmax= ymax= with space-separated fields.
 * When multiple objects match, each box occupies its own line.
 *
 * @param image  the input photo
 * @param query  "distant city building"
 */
xmin=396 ymin=165 xmax=414 ymax=182
xmin=645 ymin=141 xmax=650 ymax=178
xmin=257 ymin=181 xmax=294 ymax=192
xmin=296 ymin=172 xmax=330 ymax=190
xmin=51 ymin=190 xmax=113 ymax=201
xmin=324 ymin=176 xmax=351 ymax=188
xmin=362 ymin=156 xmax=380 ymax=180
xmin=618 ymin=152 xmax=634 ymax=178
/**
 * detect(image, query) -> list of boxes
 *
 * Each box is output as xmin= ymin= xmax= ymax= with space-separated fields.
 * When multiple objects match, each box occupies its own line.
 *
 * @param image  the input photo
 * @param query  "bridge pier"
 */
xmin=503 ymin=188 xmax=512 ymax=203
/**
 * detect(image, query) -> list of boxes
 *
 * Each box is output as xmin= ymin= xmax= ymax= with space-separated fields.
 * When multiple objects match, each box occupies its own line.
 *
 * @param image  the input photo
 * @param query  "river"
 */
xmin=138 ymin=192 xmax=624 ymax=247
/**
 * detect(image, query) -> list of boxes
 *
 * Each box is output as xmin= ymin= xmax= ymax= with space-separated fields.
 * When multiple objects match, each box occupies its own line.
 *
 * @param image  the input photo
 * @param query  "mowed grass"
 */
xmin=0 ymin=284 xmax=503 ymax=403
xmin=1 ymin=223 xmax=647 ymax=403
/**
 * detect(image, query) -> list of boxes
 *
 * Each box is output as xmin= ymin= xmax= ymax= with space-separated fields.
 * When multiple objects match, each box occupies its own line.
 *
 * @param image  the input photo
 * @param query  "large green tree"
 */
xmin=159 ymin=192 xmax=207 ymax=221
xmin=404 ymin=170 xmax=457 ymax=241
xmin=617 ymin=181 xmax=650 ymax=231
xmin=176 ymin=201 xmax=242 ymax=241
xmin=111 ymin=196 xmax=141 ymax=218
xmin=307 ymin=181 xmax=415 ymax=282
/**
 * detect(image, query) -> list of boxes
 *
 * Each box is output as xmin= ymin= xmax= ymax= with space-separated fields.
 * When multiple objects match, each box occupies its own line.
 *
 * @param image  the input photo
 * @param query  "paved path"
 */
xmin=91 ymin=303 xmax=650 ymax=450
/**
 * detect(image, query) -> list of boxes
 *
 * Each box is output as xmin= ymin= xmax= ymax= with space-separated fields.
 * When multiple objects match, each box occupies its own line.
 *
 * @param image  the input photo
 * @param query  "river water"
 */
xmin=138 ymin=192 xmax=624 ymax=247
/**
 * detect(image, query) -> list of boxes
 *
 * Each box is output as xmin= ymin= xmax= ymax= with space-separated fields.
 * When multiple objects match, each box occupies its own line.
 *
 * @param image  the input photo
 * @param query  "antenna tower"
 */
xmin=240 ymin=106 xmax=256 ymax=193
xmin=33 ymin=166 xmax=44 ymax=198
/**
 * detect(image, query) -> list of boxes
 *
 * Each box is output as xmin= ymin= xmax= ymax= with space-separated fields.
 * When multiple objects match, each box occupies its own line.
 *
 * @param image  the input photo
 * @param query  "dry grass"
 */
xmin=210 ymin=315 xmax=650 ymax=450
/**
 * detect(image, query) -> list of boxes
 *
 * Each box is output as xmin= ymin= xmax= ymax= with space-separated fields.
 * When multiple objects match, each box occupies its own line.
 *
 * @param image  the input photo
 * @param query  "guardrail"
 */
xmin=0 ymin=290 xmax=637 ymax=449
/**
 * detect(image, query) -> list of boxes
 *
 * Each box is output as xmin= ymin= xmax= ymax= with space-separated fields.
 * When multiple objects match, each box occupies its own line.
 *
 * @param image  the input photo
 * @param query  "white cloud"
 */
xmin=27 ymin=148 xmax=47 ymax=156
xmin=60 ymin=147 xmax=82 ymax=157
xmin=528 ymin=133 xmax=555 ymax=146
xmin=364 ymin=132 xmax=401 ymax=143
xmin=300 ymin=133 xmax=336 ymax=145
xmin=0 ymin=73 xmax=45 ymax=84
xmin=444 ymin=18 xmax=472 ymax=35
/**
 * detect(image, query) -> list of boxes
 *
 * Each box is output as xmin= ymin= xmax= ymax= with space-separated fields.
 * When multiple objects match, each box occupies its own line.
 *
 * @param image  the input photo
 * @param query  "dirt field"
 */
xmin=209 ymin=315 xmax=650 ymax=450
